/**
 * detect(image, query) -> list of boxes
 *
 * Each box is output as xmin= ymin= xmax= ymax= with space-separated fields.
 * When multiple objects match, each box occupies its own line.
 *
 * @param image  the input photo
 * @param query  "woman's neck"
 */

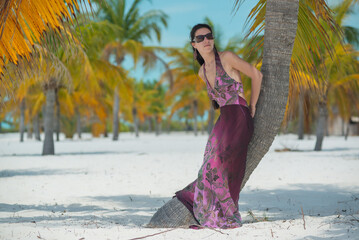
xmin=202 ymin=51 xmax=215 ymax=66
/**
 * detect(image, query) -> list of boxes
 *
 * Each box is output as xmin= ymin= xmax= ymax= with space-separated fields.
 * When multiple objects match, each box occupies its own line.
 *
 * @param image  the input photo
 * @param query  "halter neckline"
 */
xmin=203 ymin=51 xmax=220 ymax=90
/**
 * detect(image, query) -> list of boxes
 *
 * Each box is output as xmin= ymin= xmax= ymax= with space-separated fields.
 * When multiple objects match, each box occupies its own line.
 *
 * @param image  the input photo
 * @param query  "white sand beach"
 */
xmin=0 ymin=132 xmax=358 ymax=240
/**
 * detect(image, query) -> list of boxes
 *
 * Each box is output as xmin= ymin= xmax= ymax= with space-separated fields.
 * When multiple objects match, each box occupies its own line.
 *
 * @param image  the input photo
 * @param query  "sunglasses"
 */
xmin=193 ymin=32 xmax=214 ymax=43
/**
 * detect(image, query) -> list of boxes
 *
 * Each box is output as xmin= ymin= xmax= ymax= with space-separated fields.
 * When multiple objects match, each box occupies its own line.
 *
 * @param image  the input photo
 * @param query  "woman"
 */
xmin=175 ymin=23 xmax=263 ymax=229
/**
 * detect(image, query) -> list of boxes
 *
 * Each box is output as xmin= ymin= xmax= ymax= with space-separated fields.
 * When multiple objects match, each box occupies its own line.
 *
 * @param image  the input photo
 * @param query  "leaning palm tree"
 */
xmin=93 ymin=0 xmax=168 ymax=140
xmin=148 ymin=0 xmax=343 ymax=228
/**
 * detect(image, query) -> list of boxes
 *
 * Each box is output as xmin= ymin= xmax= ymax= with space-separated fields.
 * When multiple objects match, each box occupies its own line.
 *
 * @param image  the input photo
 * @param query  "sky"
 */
xmin=133 ymin=0 xmax=257 ymax=47
xmin=122 ymin=0 xmax=359 ymax=82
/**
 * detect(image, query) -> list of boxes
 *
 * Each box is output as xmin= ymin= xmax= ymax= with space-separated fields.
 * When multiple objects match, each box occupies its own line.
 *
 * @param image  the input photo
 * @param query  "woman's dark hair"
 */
xmin=190 ymin=23 xmax=218 ymax=66
xmin=190 ymin=23 xmax=219 ymax=110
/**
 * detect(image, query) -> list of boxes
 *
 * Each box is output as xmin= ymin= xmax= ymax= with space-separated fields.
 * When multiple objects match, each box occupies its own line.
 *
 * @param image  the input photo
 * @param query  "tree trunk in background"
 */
xmin=148 ymin=0 xmax=299 ymax=227
xmin=298 ymin=93 xmax=304 ymax=139
xmin=76 ymin=108 xmax=82 ymax=139
xmin=20 ymin=99 xmax=25 ymax=142
xmin=55 ymin=89 xmax=60 ymax=141
xmin=325 ymin=118 xmax=329 ymax=136
xmin=193 ymin=100 xmax=198 ymax=136
xmin=112 ymin=88 xmax=120 ymax=141
xmin=103 ymin=119 xmax=108 ymax=138
xmin=345 ymin=120 xmax=350 ymax=140
xmin=155 ymin=115 xmax=160 ymax=136
xmin=314 ymin=100 xmax=327 ymax=151
xmin=27 ymin=120 xmax=33 ymax=139
xmin=33 ymin=113 xmax=41 ymax=141
xmin=147 ymin=117 xmax=152 ymax=132
xmin=133 ymin=106 xmax=139 ymax=137
xmin=42 ymin=87 xmax=56 ymax=155
xmin=42 ymin=104 xmax=46 ymax=131
xmin=207 ymin=107 xmax=215 ymax=134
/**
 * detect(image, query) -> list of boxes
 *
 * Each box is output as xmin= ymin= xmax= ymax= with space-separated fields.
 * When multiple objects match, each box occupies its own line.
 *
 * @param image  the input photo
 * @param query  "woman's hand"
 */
xmin=249 ymin=104 xmax=256 ymax=118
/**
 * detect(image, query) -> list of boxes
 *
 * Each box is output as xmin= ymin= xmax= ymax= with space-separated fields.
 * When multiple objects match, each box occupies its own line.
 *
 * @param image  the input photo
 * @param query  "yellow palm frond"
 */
xmin=0 ymin=0 xmax=85 ymax=82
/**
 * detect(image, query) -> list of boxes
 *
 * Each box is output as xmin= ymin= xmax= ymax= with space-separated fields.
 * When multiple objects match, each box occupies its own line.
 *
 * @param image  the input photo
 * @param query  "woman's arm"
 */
xmin=223 ymin=51 xmax=263 ymax=117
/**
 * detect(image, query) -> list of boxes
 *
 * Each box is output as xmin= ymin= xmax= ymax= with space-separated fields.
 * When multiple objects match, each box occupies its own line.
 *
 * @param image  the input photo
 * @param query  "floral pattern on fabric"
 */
xmin=203 ymin=51 xmax=246 ymax=108
xmin=175 ymin=50 xmax=254 ymax=229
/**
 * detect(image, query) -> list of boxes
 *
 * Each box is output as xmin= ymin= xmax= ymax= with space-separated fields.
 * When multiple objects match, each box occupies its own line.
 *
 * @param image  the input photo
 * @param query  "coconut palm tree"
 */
xmin=3 ymin=43 xmax=72 ymax=155
xmin=311 ymin=0 xmax=359 ymax=150
xmin=54 ymin=17 xmax=133 ymax=139
xmin=93 ymin=0 xmax=168 ymax=140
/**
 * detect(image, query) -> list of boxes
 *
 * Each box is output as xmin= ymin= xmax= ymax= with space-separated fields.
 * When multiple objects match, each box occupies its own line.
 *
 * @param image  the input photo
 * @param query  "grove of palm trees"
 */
xmin=0 ymin=0 xmax=358 ymax=239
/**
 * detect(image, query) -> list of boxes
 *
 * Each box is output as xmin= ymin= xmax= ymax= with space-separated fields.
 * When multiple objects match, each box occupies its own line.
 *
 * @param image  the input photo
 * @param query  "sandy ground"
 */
xmin=0 ymin=132 xmax=358 ymax=240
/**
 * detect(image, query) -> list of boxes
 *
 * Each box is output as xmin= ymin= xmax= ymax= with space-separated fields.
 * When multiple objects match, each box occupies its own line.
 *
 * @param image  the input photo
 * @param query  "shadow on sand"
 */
xmin=0 ymin=151 xmax=136 ymax=157
xmin=0 ymin=169 xmax=86 ymax=178
xmin=0 ymin=184 xmax=357 ymax=239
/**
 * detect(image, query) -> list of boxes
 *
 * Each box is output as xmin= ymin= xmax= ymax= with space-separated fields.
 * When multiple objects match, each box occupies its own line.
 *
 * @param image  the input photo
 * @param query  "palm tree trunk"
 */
xmin=103 ymin=118 xmax=108 ymax=137
xmin=193 ymin=100 xmax=198 ymax=136
xmin=55 ymin=89 xmax=60 ymax=141
xmin=240 ymin=0 xmax=299 ymax=190
xmin=298 ymin=94 xmax=304 ymax=139
xmin=344 ymin=120 xmax=350 ymax=140
xmin=207 ymin=107 xmax=215 ymax=134
xmin=42 ymin=88 xmax=56 ymax=155
xmin=147 ymin=0 xmax=299 ymax=228
xmin=155 ymin=115 xmax=160 ymax=136
xmin=20 ymin=99 xmax=25 ymax=142
xmin=314 ymin=100 xmax=327 ymax=151
xmin=33 ymin=113 xmax=41 ymax=141
xmin=27 ymin=120 xmax=33 ymax=139
xmin=132 ymin=106 xmax=139 ymax=137
xmin=76 ymin=108 xmax=82 ymax=139
xmin=147 ymin=117 xmax=152 ymax=132
xmin=112 ymin=88 xmax=120 ymax=140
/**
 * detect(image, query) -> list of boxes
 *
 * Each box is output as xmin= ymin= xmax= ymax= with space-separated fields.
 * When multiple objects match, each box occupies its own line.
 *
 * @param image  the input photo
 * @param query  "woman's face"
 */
xmin=192 ymin=27 xmax=214 ymax=54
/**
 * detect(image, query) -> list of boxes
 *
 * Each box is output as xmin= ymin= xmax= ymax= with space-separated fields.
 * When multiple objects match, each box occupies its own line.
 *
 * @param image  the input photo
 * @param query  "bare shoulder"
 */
xmin=219 ymin=51 xmax=241 ymax=62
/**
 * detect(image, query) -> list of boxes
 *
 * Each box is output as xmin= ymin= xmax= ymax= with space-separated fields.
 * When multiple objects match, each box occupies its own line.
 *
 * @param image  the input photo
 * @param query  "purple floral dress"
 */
xmin=175 ymin=50 xmax=254 ymax=229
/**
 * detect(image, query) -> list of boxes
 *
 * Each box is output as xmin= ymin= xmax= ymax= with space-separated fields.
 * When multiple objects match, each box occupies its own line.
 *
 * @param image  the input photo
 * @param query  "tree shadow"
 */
xmin=0 ymin=195 xmax=170 ymax=227
xmin=239 ymin=183 xmax=359 ymax=225
xmin=0 ymin=185 xmax=357 ymax=238
xmin=0 ymin=169 xmax=85 ymax=178
xmin=0 ymin=151 xmax=136 ymax=157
